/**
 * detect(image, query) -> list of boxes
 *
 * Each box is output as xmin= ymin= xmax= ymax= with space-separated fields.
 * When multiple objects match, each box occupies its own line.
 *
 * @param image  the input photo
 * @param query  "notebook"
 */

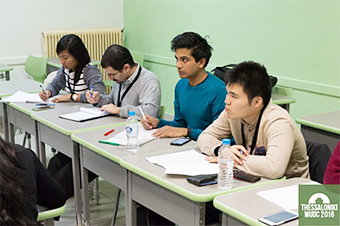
xmin=101 ymin=123 xmax=157 ymax=146
xmin=59 ymin=107 xmax=110 ymax=122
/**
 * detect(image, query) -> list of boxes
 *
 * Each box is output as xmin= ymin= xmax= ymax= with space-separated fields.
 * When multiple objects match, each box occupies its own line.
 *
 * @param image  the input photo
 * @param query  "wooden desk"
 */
xmin=214 ymin=177 xmax=312 ymax=226
xmin=0 ymin=63 xmax=13 ymax=81
xmin=47 ymin=58 xmax=100 ymax=74
xmin=121 ymin=150 xmax=285 ymax=225
xmin=296 ymin=111 xmax=340 ymax=151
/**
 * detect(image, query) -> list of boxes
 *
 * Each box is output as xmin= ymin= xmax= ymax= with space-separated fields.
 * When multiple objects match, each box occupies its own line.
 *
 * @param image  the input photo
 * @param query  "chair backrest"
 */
xmin=25 ymin=55 xmax=47 ymax=83
xmin=273 ymin=86 xmax=293 ymax=97
xmin=130 ymin=51 xmax=145 ymax=67
xmin=37 ymin=204 xmax=66 ymax=225
xmin=306 ymin=141 xmax=332 ymax=183
xmin=159 ymin=105 xmax=166 ymax=119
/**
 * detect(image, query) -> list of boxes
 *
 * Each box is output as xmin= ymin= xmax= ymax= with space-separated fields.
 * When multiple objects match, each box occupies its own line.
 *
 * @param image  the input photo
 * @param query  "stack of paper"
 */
xmin=59 ymin=107 xmax=110 ymax=122
xmin=103 ymin=123 xmax=157 ymax=145
xmin=0 ymin=90 xmax=54 ymax=103
xmin=146 ymin=149 xmax=219 ymax=176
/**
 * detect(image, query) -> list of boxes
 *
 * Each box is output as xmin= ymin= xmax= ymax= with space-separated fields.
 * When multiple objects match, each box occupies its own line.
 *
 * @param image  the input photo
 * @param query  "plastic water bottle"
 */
xmin=126 ymin=111 xmax=139 ymax=152
xmin=218 ymin=138 xmax=234 ymax=189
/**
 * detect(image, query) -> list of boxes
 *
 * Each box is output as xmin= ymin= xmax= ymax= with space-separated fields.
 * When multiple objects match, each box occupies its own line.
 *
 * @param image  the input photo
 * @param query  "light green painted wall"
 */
xmin=124 ymin=0 xmax=340 ymax=120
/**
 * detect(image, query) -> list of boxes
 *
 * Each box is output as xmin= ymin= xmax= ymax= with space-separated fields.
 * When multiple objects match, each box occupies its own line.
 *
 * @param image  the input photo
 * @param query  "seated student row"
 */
xmin=35 ymin=32 xmax=312 ymax=222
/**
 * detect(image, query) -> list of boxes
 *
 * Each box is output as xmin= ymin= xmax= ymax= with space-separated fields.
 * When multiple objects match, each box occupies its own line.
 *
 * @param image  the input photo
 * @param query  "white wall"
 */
xmin=0 ymin=0 xmax=123 ymax=80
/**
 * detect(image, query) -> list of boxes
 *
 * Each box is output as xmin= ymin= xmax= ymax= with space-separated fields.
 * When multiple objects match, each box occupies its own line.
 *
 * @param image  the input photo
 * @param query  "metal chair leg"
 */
xmin=110 ymin=189 xmax=121 ymax=226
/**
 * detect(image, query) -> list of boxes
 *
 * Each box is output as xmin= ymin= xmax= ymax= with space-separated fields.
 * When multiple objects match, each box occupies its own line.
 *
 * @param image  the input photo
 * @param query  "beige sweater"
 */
xmin=198 ymin=101 xmax=309 ymax=179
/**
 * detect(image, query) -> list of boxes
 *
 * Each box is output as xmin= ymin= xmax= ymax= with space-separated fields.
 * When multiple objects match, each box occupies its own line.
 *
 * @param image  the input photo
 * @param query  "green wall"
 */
xmin=124 ymin=0 xmax=340 ymax=121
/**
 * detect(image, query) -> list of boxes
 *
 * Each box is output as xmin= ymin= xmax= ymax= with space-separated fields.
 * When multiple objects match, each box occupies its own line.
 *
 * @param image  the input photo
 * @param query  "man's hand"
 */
xmin=86 ymin=90 xmax=100 ymax=104
xmin=100 ymin=104 xmax=120 ymax=115
xmin=152 ymin=126 xmax=187 ymax=138
xmin=205 ymin=145 xmax=249 ymax=165
xmin=141 ymin=115 xmax=159 ymax=130
xmin=39 ymin=89 xmax=52 ymax=101
xmin=51 ymin=94 xmax=71 ymax=103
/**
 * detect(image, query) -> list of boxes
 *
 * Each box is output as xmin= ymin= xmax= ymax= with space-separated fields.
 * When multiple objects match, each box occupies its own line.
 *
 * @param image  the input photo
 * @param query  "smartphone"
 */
xmin=258 ymin=210 xmax=298 ymax=226
xmin=234 ymin=170 xmax=261 ymax=183
xmin=170 ymin=137 xmax=191 ymax=146
xmin=32 ymin=106 xmax=55 ymax=111
xmin=187 ymin=174 xmax=217 ymax=186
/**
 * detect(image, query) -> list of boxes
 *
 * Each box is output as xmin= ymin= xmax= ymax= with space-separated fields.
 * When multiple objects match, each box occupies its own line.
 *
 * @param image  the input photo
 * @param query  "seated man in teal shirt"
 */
xmin=142 ymin=32 xmax=226 ymax=140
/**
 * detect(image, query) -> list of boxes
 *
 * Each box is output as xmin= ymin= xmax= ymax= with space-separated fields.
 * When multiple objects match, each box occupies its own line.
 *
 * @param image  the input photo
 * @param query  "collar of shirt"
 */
xmin=123 ymin=63 xmax=140 ymax=86
xmin=241 ymin=113 xmax=260 ymax=131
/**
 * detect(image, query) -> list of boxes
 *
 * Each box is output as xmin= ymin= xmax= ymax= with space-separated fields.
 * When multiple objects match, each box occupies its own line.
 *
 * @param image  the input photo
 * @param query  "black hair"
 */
xmin=56 ymin=34 xmax=91 ymax=83
xmin=0 ymin=137 xmax=38 ymax=225
xmin=101 ymin=44 xmax=135 ymax=71
xmin=225 ymin=61 xmax=272 ymax=107
xmin=171 ymin=32 xmax=212 ymax=68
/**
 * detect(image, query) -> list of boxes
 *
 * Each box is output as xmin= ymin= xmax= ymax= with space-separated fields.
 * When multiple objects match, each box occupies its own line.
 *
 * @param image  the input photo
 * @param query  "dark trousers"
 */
xmin=47 ymin=152 xmax=97 ymax=199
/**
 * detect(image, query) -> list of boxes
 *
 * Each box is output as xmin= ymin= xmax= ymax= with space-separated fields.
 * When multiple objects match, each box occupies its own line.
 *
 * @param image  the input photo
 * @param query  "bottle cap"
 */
xmin=128 ymin=111 xmax=135 ymax=116
xmin=222 ymin=138 xmax=231 ymax=145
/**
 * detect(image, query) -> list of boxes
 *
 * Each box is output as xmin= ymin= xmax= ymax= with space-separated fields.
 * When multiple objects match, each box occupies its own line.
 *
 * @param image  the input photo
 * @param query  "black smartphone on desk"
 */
xmin=170 ymin=137 xmax=191 ymax=146
xmin=187 ymin=174 xmax=217 ymax=186
xmin=234 ymin=170 xmax=261 ymax=182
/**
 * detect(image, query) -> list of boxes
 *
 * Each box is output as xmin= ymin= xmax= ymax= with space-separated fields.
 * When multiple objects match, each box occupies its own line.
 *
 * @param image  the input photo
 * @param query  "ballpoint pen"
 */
xmin=104 ymin=129 xmax=115 ymax=136
xmin=98 ymin=140 xmax=119 ymax=146
xmin=139 ymin=106 xmax=147 ymax=120
xmin=40 ymin=85 xmax=46 ymax=95
xmin=90 ymin=85 xmax=93 ymax=98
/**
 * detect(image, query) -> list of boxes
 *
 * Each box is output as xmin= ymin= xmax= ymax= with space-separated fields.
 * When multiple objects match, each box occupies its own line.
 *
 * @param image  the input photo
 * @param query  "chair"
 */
xmin=37 ymin=204 xmax=66 ymax=226
xmin=273 ymin=86 xmax=292 ymax=97
xmin=103 ymin=51 xmax=145 ymax=92
xmin=306 ymin=141 xmax=332 ymax=183
xmin=25 ymin=55 xmax=48 ymax=83
xmin=159 ymin=105 xmax=166 ymax=119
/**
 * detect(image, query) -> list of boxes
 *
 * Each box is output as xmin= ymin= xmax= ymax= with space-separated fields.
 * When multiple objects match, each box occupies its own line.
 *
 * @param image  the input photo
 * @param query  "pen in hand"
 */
xmin=40 ymin=85 xmax=46 ymax=95
xmin=139 ymin=106 xmax=147 ymax=120
xmin=90 ymin=85 xmax=93 ymax=98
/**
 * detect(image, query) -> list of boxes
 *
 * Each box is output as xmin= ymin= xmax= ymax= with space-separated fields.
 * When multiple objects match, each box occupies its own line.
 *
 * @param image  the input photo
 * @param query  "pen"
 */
xmin=139 ymin=106 xmax=146 ymax=120
xmin=36 ymin=103 xmax=55 ymax=106
xmin=99 ymin=140 xmax=119 ymax=146
xmin=104 ymin=129 xmax=115 ymax=136
xmin=90 ymin=85 xmax=93 ymax=98
xmin=40 ymin=85 xmax=46 ymax=95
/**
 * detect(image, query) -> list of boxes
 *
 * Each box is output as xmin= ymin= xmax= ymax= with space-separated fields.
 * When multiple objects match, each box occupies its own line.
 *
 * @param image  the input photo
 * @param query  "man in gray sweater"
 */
xmin=86 ymin=44 xmax=161 ymax=118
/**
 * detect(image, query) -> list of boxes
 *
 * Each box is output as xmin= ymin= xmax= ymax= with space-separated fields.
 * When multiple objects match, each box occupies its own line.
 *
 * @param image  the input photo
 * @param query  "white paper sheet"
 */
xmin=59 ymin=107 xmax=109 ymax=122
xmin=256 ymin=181 xmax=319 ymax=210
xmin=103 ymin=122 xmax=157 ymax=146
xmin=0 ymin=90 xmax=54 ymax=103
xmin=146 ymin=149 xmax=219 ymax=176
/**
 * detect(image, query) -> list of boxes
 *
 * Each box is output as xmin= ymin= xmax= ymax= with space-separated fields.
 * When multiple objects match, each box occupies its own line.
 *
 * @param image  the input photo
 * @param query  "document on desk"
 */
xmin=0 ymin=90 xmax=54 ymax=103
xmin=256 ymin=181 xmax=319 ymax=210
xmin=146 ymin=149 xmax=219 ymax=176
xmin=102 ymin=122 xmax=157 ymax=145
xmin=59 ymin=107 xmax=110 ymax=122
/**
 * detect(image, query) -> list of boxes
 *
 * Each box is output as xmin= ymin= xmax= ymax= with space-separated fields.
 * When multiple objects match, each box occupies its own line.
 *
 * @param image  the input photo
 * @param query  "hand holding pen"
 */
xmin=38 ymin=85 xmax=51 ymax=101
xmin=86 ymin=89 xmax=100 ymax=104
xmin=139 ymin=106 xmax=159 ymax=130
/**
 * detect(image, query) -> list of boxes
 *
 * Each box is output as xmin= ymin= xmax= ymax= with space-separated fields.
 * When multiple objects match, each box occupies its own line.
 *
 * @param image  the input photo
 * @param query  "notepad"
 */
xmin=59 ymin=107 xmax=110 ymax=122
xmin=101 ymin=123 xmax=157 ymax=146
xmin=146 ymin=150 xmax=219 ymax=176
xmin=0 ymin=90 xmax=54 ymax=103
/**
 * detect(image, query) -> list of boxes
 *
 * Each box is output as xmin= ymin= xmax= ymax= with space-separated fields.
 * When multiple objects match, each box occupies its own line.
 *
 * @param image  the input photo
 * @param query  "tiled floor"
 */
xmin=0 ymin=126 xmax=126 ymax=226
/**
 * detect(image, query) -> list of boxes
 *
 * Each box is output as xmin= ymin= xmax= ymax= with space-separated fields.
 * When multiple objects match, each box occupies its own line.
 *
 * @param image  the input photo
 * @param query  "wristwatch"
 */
xmin=71 ymin=94 xmax=77 ymax=102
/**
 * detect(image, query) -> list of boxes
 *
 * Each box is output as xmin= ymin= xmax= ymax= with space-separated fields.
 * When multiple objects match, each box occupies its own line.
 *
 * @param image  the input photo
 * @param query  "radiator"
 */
xmin=42 ymin=28 xmax=122 ymax=92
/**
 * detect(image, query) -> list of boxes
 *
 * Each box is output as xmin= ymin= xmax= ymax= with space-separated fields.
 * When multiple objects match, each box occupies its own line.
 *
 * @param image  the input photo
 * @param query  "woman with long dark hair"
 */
xmin=39 ymin=34 xmax=105 ymax=102
xmin=0 ymin=137 xmax=66 ymax=225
